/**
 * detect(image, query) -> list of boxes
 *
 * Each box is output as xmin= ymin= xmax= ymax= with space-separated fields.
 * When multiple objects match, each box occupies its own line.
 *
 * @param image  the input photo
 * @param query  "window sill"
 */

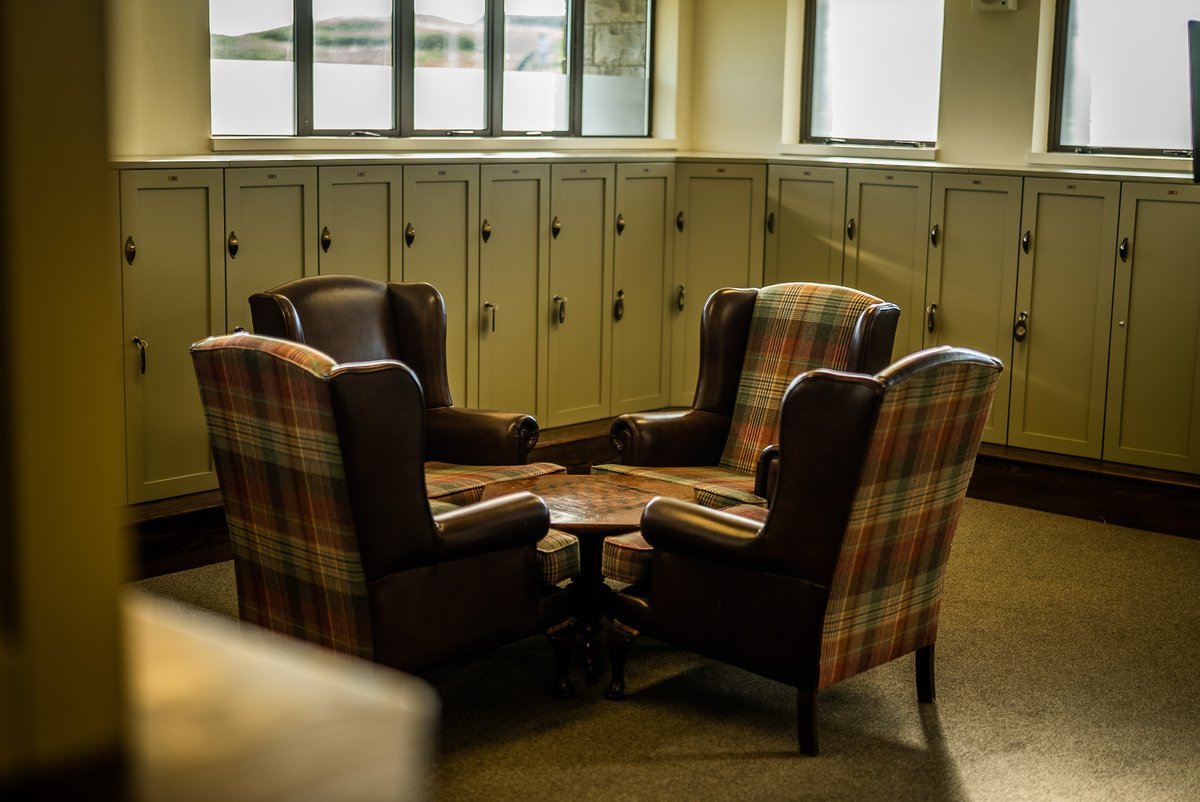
xmin=211 ymin=136 xmax=677 ymax=155
xmin=1026 ymin=150 xmax=1192 ymax=177
xmin=779 ymin=142 xmax=939 ymax=162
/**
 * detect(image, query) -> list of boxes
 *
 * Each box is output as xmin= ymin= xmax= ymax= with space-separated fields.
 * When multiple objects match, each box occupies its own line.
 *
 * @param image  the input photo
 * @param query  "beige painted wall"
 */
xmin=1 ymin=0 xmax=127 ymax=784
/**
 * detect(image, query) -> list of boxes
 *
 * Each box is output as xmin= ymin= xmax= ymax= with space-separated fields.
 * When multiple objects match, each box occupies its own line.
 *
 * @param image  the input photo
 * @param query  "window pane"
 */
xmin=210 ymin=0 xmax=295 ymax=135
xmin=808 ymin=0 xmax=943 ymax=143
xmin=312 ymin=0 xmax=393 ymax=131
xmin=504 ymin=0 xmax=569 ymax=132
xmin=1059 ymin=0 xmax=1199 ymax=152
xmin=581 ymin=0 xmax=651 ymax=136
xmin=414 ymin=0 xmax=487 ymax=131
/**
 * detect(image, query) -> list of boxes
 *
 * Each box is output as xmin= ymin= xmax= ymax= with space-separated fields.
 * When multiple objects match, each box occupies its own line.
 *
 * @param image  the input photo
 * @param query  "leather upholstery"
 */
xmin=250 ymin=274 xmax=539 ymax=464
xmin=603 ymin=346 xmax=1003 ymax=753
xmin=191 ymin=332 xmax=575 ymax=687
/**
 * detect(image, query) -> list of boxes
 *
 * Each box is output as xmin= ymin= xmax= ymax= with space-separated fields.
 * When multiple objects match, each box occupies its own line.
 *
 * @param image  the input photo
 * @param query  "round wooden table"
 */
xmin=481 ymin=473 xmax=697 ymax=683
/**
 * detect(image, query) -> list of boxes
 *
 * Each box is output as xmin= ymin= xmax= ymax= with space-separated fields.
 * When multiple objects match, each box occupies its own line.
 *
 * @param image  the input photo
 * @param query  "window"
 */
xmin=210 ymin=0 xmax=653 ymax=138
xmin=1053 ymin=0 xmax=1199 ymax=155
xmin=802 ymin=0 xmax=944 ymax=147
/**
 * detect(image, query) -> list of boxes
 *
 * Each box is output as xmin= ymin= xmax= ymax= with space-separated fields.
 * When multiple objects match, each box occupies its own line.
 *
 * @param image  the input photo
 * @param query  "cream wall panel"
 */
xmin=1104 ymin=183 xmax=1200 ymax=472
xmin=224 ymin=168 xmax=318 ymax=332
xmin=765 ymin=164 xmax=847 ymax=285
xmin=317 ymin=166 xmax=403 ymax=284
xmin=403 ymin=165 xmax=480 ymax=406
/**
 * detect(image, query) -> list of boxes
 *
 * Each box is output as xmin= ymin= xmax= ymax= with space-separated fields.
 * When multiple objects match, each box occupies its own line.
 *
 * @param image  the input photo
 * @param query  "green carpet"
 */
xmin=133 ymin=499 xmax=1200 ymax=800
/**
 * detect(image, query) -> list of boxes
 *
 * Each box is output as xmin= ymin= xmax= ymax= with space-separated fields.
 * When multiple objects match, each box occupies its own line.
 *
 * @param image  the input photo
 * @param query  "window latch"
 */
xmin=1073 ymin=146 xmax=1102 ymax=154
xmin=1163 ymin=149 xmax=1192 ymax=158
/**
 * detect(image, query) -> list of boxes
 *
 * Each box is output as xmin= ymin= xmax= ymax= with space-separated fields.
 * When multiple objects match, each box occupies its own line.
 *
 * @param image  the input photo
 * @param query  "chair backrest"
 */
xmin=190 ymin=332 xmax=435 ymax=660
xmin=766 ymin=347 xmax=1001 ymax=689
xmin=718 ymin=283 xmax=894 ymax=473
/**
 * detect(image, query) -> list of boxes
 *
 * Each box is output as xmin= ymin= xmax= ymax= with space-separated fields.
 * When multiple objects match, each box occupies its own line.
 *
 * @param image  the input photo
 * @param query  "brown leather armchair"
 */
xmin=250 ymin=274 xmax=538 ymax=465
xmin=601 ymin=346 xmax=1003 ymax=754
xmin=593 ymin=282 xmax=900 ymax=508
xmin=190 ymin=332 xmax=577 ymax=696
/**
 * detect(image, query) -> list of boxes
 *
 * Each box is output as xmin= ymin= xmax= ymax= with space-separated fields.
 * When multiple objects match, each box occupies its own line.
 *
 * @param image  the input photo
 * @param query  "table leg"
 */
xmin=568 ymin=533 xmax=610 ymax=684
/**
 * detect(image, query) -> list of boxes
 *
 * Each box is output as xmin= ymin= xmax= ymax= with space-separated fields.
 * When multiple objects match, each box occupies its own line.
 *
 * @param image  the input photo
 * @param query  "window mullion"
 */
xmin=488 ymin=0 xmax=505 ymax=136
xmin=569 ymin=0 xmax=585 ymax=136
xmin=295 ymin=0 xmax=314 ymax=135
xmin=398 ymin=0 xmax=413 ymax=135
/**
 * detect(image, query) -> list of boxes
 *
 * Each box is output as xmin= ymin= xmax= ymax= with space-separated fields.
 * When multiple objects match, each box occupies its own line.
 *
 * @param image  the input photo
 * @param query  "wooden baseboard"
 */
xmin=127 ymin=429 xmax=1200 ymax=580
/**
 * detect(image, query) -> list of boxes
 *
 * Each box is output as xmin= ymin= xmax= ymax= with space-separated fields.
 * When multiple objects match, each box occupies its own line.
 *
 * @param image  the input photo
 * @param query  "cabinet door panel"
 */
xmin=1009 ymin=178 xmax=1118 ymax=458
xmin=925 ymin=174 xmax=1021 ymax=443
xmin=844 ymin=169 xmax=931 ymax=360
xmin=403 ymin=165 xmax=479 ymax=406
xmin=317 ymin=166 xmax=403 ymax=284
xmin=765 ymin=164 xmax=846 ymax=285
xmin=120 ymin=169 xmax=225 ymax=502
xmin=612 ymin=163 xmax=674 ymax=414
xmin=224 ymin=167 xmax=317 ymax=332
xmin=478 ymin=165 xmax=549 ymax=420
xmin=547 ymin=164 xmax=614 ymax=427
xmin=671 ymin=163 xmax=766 ymax=404
xmin=1105 ymin=183 xmax=1200 ymax=472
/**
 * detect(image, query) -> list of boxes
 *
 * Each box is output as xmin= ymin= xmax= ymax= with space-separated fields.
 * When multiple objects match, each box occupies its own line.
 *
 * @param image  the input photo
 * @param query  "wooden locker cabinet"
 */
xmin=764 ymin=164 xmax=847 ymax=286
xmin=924 ymin=173 xmax=1022 ymax=444
xmin=1104 ymin=182 xmax=1200 ymax=472
xmin=546 ymin=164 xmax=616 ymax=428
xmin=611 ymin=162 xmax=676 ymax=415
xmin=478 ymin=164 xmax=551 ymax=421
xmin=402 ymin=165 xmax=480 ymax=406
xmin=120 ymin=169 xmax=225 ymax=503
xmin=844 ymin=168 xmax=932 ymax=361
xmin=670 ymin=162 xmax=766 ymax=405
xmin=316 ymin=165 xmax=403 ymax=284
xmin=1008 ymin=177 xmax=1119 ymax=459
xmin=224 ymin=167 xmax=318 ymax=333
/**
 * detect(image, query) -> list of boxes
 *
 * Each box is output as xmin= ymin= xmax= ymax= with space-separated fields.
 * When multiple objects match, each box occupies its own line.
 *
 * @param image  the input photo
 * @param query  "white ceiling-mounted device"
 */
xmin=972 ymin=0 xmax=1017 ymax=10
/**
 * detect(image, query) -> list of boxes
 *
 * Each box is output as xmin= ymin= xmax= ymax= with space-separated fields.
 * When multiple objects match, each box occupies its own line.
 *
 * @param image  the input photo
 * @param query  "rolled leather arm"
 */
xmin=611 ymin=409 xmax=731 ymax=466
xmin=434 ymin=491 xmax=549 ymax=561
xmin=754 ymin=444 xmax=781 ymax=502
xmin=425 ymin=406 xmax=539 ymax=465
xmin=641 ymin=497 xmax=762 ymax=571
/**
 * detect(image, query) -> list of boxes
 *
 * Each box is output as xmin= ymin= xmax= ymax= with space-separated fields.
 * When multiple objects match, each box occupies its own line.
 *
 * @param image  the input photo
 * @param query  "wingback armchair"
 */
xmin=593 ymin=282 xmax=900 ymax=508
xmin=190 ymin=332 xmax=579 ymax=696
xmin=601 ymin=346 xmax=1003 ymax=753
xmin=250 ymin=274 xmax=564 ymax=504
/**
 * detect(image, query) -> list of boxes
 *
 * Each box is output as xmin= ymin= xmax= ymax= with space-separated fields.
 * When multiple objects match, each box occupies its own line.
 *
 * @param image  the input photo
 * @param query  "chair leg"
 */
xmin=916 ymin=643 xmax=935 ymax=703
xmin=545 ymin=626 xmax=575 ymax=699
xmin=797 ymin=689 xmax=818 ymax=756
xmin=604 ymin=621 xmax=638 ymax=701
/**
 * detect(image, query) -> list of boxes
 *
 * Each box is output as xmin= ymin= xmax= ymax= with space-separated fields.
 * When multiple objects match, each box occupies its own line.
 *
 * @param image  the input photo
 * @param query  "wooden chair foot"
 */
xmin=916 ymin=643 xmax=935 ymax=703
xmin=797 ymin=689 xmax=818 ymax=755
xmin=546 ymin=626 xmax=575 ymax=699
xmin=605 ymin=620 xmax=636 ymax=701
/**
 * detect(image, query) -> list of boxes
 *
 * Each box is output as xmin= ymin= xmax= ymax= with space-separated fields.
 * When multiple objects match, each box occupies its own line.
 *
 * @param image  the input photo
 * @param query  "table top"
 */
xmin=479 ymin=473 xmax=696 ymax=535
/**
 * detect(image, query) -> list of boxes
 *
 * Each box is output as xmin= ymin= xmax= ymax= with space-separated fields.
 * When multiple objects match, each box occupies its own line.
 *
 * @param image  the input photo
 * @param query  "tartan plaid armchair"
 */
xmin=592 ymin=283 xmax=899 ymax=508
xmin=602 ymin=346 xmax=1003 ymax=754
xmin=191 ymin=332 xmax=576 ymax=696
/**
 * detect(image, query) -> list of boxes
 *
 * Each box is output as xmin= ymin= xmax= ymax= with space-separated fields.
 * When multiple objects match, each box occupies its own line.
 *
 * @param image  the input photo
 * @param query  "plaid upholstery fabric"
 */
xmin=817 ymin=357 xmax=999 ymax=690
xmin=601 ymin=531 xmax=653 ymax=585
xmin=191 ymin=335 xmax=375 ymax=660
xmin=591 ymin=463 xmax=765 ymax=509
xmin=537 ymin=529 xmax=581 ymax=586
xmin=428 ymin=498 xmax=459 ymax=516
xmin=424 ymin=461 xmax=566 ymax=505
xmin=720 ymin=283 xmax=882 ymax=473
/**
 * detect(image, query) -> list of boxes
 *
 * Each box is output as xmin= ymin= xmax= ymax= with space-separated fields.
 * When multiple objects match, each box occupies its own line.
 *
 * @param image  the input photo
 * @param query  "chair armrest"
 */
xmin=425 ymin=406 xmax=539 ymax=465
xmin=754 ymin=445 xmax=780 ymax=502
xmin=641 ymin=497 xmax=761 ymax=570
xmin=610 ymin=410 xmax=731 ymax=466
xmin=434 ymin=491 xmax=548 ymax=561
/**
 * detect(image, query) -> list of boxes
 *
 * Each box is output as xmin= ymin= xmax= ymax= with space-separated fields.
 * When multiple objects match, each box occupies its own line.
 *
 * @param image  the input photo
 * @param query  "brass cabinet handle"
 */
xmin=131 ymin=336 xmax=149 ymax=375
xmin=1021 ymin=230 xmax=1031 ymax=254
xmin=767 ymin=211 xmax=775 ymax=234
xmin=481 ymin=219 xmax=492 ymax=243
xmin=614 ymin=289 xmax=625 ymax=321
xmin=321 ymin=226 xmax=332 ymax=253
xmin=927 ymin=303 xmax=937 ymax=334
xmin=676 ymin=285 xmax=686 ymax=311
xmin=1013 ymin=311 xmax=1029 ymax=343
xmin=1118 ymin=236 xmax=1129 ymax=262
xmin=675 ymin=211 xmax=685 ymax=232
xmin=405 ymin=222 xmax=415 ymax=247
xmin=554 ymin=295 xmax=567 ymax=325
xmin=847 ymin=217 xmax=856 ymax=241
xmin=483 ymin=301 xmax=498 ymax=332
xmin=930 ymin=223 xmax=940 ymax=247
xmin=616 ymin=213 xmax=625 ymax=235
xmin=227 ymin=230 xmax=239 ymax=259
xmin=551 ymin=216 xmax=562 ymax=238
xmin=124 ymin=236 xmax=136 ymax=265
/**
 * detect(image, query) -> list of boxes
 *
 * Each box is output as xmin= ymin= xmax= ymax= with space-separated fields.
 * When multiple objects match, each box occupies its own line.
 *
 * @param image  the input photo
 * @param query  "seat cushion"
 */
xmin=424 ymin=461 xmax=567 ymax=505
xmin=537 ymin=529 xmax=581 ymax=586
xmin=590 ymin=463 xmax=765 ymax=509
xmin=601 ymin=531 xmax=652 ymax=586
